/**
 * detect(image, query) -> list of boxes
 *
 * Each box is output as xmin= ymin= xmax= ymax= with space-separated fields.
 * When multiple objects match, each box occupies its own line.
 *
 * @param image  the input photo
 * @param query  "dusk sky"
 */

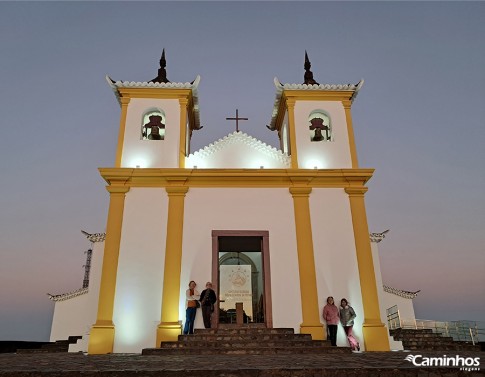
xmin=0 ymin=2 xmax=484 ymax=341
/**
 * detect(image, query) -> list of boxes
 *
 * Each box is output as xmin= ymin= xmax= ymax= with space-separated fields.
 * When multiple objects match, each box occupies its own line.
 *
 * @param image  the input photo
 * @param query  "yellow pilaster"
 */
xmin=156 ymin=184 xmax=189 ymax=345
xmin=286 ymin=98 xmax=299 ymax=169
xmin=88 ymin=185 xmax=130 ymax=354
xmin=115 ymin=97 xmax=131 ymax=168
xmin=345 ymin=187 xmax=390 ymax=351
xmin=342 ymin=100 xmax=359 ymax=169
xmin=178 ymin=98 xmax=188 ymax=169
xmin=289 ymin=187 xmax=325 ymax=340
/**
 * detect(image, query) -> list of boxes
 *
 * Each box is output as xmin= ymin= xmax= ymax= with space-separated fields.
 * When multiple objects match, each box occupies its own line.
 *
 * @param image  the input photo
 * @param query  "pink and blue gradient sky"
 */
xmin=0 ymin=2 xmax=484 ymax=341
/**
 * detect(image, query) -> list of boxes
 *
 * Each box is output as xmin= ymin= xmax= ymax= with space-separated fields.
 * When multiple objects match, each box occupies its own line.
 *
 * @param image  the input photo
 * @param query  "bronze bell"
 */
xmin=309 ymin=118 xmax=328 ymax=141
xmin=144 ymin=115 xmax=165 ymax=140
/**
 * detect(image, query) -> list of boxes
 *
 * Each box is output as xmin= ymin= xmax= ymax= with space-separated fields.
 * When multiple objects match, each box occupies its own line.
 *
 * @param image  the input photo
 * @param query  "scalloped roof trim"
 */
xmin=189 ymin=131 xmax=291 ymax=166
xmin=383 ymin=285 xmax=420 ymax=299
xmin=113 ymin=81 xmax=194 ymax=89
xmin=82 ymin=231 xmax=106 ymax=243
xmin=47 ymin=287 xmax=88 ymax=302
xmin=281 ymin=83 xmax=358 ymax=91
xmin=274 ymin=77 xmax=363 ymax=92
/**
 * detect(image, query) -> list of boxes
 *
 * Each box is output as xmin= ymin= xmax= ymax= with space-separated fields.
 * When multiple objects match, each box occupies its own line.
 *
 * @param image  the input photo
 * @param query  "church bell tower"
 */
xmin=106 ymin=49 xmax=202 ymax=169
xmin=268 ymin=51 xmax=363 ymax=169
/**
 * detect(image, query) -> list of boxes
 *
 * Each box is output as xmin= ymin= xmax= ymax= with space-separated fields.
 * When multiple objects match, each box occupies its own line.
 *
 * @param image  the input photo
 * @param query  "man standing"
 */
xmin=200 ymin=282 xmax=217 ymax=328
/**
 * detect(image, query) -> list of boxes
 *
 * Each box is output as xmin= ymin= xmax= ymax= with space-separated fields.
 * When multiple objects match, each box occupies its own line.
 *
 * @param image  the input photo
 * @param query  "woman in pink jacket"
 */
xmin=322 ymin=296 xmax=339 ymax=346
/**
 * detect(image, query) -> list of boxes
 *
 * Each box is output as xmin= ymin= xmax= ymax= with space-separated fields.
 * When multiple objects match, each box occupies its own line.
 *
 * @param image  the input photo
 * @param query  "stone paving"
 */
xmin=0 ymin=351 xmax=483 ymax=377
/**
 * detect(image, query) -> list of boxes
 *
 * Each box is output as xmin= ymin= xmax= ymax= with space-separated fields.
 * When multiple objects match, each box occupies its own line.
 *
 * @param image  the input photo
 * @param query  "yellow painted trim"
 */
xmin=343 ymin=100 xmax=359 ymax=168
xmin=283 ymin=90 xmax=355 ymax=102
xmin=157 ymin=185 xmax=189 ymax=345
xmin=117 ymin=87 xmax=192 ymax=100
xmin=98 ymin=168 xmax=373 ymax=189
xmin=179 ymin=98 xmax=188 ymax=168
xmin=286 ymin=98 xmax=298 ymax=169
xmin=345 ymin=187 xmax=390 ymax=351
xmin=289 ymin=187 xmax=325 ymax=340
xmin=88 ymin=185 xmax=130 ymax=354
xmin=115 ymin=97 xmax=130 ymax=168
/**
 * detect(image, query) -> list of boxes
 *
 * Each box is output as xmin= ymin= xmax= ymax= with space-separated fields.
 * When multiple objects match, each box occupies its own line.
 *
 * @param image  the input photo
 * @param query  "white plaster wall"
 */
xmin=294 ymin=101 xmax=352 ymax=169
xmin=50 ymin=240 xmax=104 ymax=348
xmin=50 ymin=293 xmax=90 ymax=342
xmin=68 ymin=240 xmax=105 ymax=352
xmin=112 ymin=188 xmax=168 ymax=353
xmin=381 ymin=292 xmax=416 ymax=322
xmin=121 ymin=98 xmax=181 ymax=168
xmin=371 ymin=242 xmax=388 ymax=327
xmin=310 ymin=188 xmax=365 ymax=348
xmin=182 ymin=188 xmax=302 ymax=331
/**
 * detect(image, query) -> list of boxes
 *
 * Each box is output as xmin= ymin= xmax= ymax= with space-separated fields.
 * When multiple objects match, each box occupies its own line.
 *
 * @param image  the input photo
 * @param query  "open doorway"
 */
xmin=211 ymin=230 xmax=272 ymax=328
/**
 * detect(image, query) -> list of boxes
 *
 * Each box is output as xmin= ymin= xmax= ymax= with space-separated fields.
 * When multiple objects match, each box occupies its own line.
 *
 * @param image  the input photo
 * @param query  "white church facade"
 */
xmin=48 ymin=52 xmax=414 ymax=354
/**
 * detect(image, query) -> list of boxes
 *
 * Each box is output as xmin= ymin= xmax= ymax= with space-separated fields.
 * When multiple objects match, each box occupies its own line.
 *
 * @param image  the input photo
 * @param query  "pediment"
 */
xmin=186 ymin=131 xmax=290 ymax=169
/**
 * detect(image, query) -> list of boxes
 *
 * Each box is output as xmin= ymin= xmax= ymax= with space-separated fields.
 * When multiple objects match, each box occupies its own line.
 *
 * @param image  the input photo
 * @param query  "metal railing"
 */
xmin=386 ymin=306 xmax=484 ymax=345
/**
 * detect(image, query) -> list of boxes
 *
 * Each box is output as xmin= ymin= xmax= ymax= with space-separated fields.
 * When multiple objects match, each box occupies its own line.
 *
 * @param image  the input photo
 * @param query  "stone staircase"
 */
xmin=143 ymin=327 xmax=351 ymax=355
xmin=16 ymin=336 xmax=82 ymax=353
xmin=390 ymin=328 xmax=480 ymax=351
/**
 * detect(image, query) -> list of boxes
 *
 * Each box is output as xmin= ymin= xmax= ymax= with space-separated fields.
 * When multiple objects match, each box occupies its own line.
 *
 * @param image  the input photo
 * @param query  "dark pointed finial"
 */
xmin=160 ymin=49 xmax=166 ymax=68
xmin=304 ymin=50 xmax=311 ymax=70
xmin=303 ymin=50 xmax=319 ymax=86
xmin=151 ymin=49 xmax=170 ymax=83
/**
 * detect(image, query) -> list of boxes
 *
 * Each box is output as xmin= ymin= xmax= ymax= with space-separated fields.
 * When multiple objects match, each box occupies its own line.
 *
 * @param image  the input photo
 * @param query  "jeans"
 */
xmin=183 ymin=307 xmax=197 ymax=335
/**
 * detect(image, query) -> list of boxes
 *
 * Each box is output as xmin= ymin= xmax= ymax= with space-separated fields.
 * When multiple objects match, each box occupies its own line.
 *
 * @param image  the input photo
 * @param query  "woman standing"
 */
xmin=183 ymin=280 xmax=200 ymax=335
xmin=322 ymin=296 xmax=339 ymax=346
xmin=199 ymin=282 xmax=217 ymax=328
xmin=339 ymin=298 xmax=360 ymax=351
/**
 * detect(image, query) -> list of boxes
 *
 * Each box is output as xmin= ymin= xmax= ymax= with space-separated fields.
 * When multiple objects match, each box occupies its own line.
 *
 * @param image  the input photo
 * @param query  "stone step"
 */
xmin=391 ymin=328 xmax=481 ymax=352
xmin=161 ymin=340 xmax=331 ymax=349
xmin=178 ymin=333 xmax=312 ymax=342
xmin=194 ymin=327 xmax=295 ymax=335
xmin=145 ymin=328 xmax=351 ymax=356
xmin=404 ymin=344 xmax=480 ymax=351
xmin=398 ymin=336 xmax=455 ymax=343
xmin=394 ymin=333 xmax=445 ymax=338
xmin=143 ymin=346 xmax=351 ymax=356
xmin=390 ymin=328 xmax=433 ymax=334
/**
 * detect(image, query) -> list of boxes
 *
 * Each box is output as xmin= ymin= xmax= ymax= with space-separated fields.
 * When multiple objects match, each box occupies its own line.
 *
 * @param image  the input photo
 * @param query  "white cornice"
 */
xmin=383 ymin=285 xmax=420 ymax=299
xmin=47 ymin=287 xmax=88 ymax=302
xmin=370 ymin=230 xmax=390 ymax=243
xmin=81 ymin=230 xmax=106 ymax=243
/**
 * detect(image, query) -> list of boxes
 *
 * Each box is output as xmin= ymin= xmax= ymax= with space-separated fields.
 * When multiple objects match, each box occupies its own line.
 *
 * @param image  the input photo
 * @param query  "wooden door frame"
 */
xmin=211 ymin=230 xmax=273 ymax=328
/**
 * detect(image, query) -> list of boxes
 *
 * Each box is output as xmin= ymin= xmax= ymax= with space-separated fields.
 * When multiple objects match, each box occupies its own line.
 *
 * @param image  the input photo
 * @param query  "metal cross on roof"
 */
xmin=226 ymin=109 xmax=248 ymax=132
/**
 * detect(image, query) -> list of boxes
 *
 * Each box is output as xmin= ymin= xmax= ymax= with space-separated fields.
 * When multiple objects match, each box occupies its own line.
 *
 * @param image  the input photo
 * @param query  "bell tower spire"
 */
xmin=151 ymin=48 xmax=170 ymax=83
xmin=303 ymin=50 xmax=319 ymax=85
